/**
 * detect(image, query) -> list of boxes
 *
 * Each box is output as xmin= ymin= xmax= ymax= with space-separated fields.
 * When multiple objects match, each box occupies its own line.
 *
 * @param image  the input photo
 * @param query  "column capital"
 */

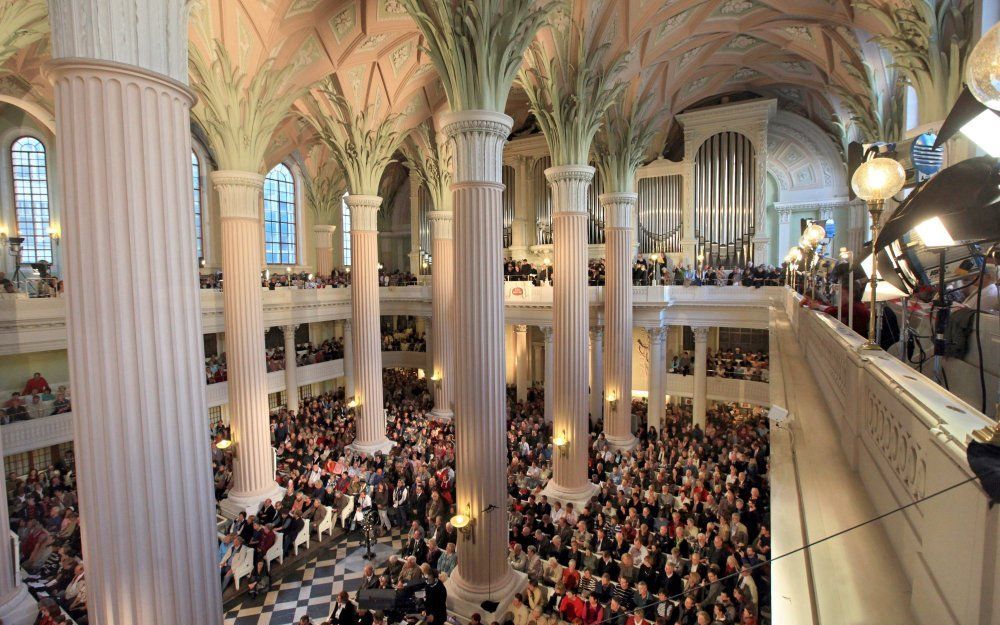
xmin=646 ymin=326 xmax=667 ymax=343
xmin=599 ymin=193 xmax=638 ymax=229
xmin=343 ymin=318 xmax=353 ymax=330
xmin=692 ymin=326 xmax=710 ymax=342
xmin=283 ymin=324 xmax=300 ymax=334
xmin=589 ymin=327 xmax=604 ymax=341
xmin=541 ymin=326 xmax=554 ymax=340
xmin=513 ymin=324 xmax=528 ymax=333
xmin=441 ymin=110 xmax=513 ymax=183
xmin=428 ymin=210 xmax=454 ymax=240
xmin=344 ymin=195 xmax=383 ymax=231
xmin=212 ymin=171 xmax=265 ymax=220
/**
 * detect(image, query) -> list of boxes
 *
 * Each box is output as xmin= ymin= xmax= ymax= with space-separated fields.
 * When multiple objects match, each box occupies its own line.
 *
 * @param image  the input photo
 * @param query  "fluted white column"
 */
xmin=693 ymin=326 xmax=710 ymax=429
xmin=601 ymin=193 xmax=638 ymax=449
xmin=647 ymin=327 xmax=667 ymax=434
xmin=441 ymin=110 xmax=521 ymax=611
xmin=213 ymin=171 xmax=284 ymax=518
xmin=428 ymin=210 xmax=455 ymax=421
xmin=589 ymin=328 xmax=604 ymax=423
xmin=542 ymin=326 xmax=554 ymax=423
xmin=0 ymin=416 xmax=34 ymax=624
xmin=284 ymin=324 xmax=299 ymax=413
xmin=342 ymin=319 xmax=356 ymax=397
xmin=542 ymin=165 xmax=599 ymax=507
xmin=314 ymin=224 xmax=336 ymax=276
xmin=514 ymin=324 xmax=530 ymax=402
xmin=346 ymin=195 xmax=392 ymax=455
xmin=409 ymin=169 xmax=422 ymax=275
xmin=49 ymin=52 xmax=221 ymax=625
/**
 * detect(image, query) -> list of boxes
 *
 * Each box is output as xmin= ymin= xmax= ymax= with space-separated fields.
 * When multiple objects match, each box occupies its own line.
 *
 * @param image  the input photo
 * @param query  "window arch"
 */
xmin=10 ymin=136 xmax=51 ymax=263
xmin=192 ymin=150 xmax=203 ymax=261
xmin=342 ymin=192 xmax=352 ymax=266
xmin=264 ymin=163 xmax=297 ymax=265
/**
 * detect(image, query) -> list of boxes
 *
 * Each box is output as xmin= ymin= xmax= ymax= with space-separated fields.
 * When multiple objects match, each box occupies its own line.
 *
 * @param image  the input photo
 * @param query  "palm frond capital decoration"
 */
xmin=300 ymin=78 xmax=406 ymax=197
xmin=0 ymin=0 xmax=47 ymax=72
xmin=304 ymin=165 xmax=347 ymax=226
xmin=189 ymin=41 xmax=304 ymax=173
xmin=594 ymin=90 xmax=666 ymax=194
xmin=398 ymin=0 xmax=558 ymax=112
xmin=401 ymin=121 xmax=453 ymax=213
xmin=518 ymin=24 xmax=629 ymax=167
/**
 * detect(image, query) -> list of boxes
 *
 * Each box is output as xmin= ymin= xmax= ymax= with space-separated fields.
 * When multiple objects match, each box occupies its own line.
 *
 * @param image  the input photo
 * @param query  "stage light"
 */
xmin=913 ymin=216 xmax=956 ymax=248
xmin=961 ymin=109 xmax=1000 ymax=157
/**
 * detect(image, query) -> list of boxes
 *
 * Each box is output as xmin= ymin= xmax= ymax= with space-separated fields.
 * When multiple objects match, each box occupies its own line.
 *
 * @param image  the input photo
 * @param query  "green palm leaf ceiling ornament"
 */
xmin=401 ymin=121 xmax=453 ymax=212
xmin=398 ymin=0 xmax=558 ymax=112
xmin=595 ymin=85 xmax=668 ymax=194
xmin=0 ymin=0 xmax=47 ymax=72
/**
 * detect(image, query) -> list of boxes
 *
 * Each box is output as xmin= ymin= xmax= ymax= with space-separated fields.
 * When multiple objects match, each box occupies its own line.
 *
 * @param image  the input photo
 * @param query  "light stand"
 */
xmin=851 ymin=157 xmax=905 ymax=351
xmin=7 ymin=237 xmax=25 ymax=290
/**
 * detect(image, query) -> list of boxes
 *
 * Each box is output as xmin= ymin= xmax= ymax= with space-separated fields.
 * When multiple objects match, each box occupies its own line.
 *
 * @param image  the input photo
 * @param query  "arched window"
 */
xmin=10 ymin=136 xmax=51 ymax=263
xmin=192 ymin=151 xmax=203 ymax=260
xmin=905 ymin=85 xmax=919 ymax=132
xmin=342 ymin=192 xmax=352 ymax=266
xmin=264 ymin=163 xmax=297 ymax=265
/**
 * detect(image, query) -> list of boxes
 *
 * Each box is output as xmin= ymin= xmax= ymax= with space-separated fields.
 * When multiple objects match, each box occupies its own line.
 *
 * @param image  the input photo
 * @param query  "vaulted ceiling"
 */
xmin=1 ymin=0 xmax=914 ymax=167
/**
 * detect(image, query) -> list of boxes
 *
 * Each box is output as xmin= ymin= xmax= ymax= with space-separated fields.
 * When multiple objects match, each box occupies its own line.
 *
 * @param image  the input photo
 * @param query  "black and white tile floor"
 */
xmin=225 ymin=527 xmax=408 ymax=625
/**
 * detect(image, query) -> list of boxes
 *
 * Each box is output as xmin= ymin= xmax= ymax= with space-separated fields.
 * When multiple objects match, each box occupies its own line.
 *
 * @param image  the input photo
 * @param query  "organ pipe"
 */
xmin=587 ymin=166 xmax=606 ymax=245
xmin=534 ymin=155 xmax=553 ymax=244
xmin=693 ymin=131 xmax=757 ymax=266
xmin=502 ymin=165 xmax=516 ymax=248
xmin=636 ymin=175 xmax=682 ymax=254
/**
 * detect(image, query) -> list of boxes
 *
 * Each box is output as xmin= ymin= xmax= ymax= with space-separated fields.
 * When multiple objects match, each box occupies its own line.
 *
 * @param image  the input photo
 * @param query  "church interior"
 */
xmin=0 ymin=1 xmax=998 ymax=624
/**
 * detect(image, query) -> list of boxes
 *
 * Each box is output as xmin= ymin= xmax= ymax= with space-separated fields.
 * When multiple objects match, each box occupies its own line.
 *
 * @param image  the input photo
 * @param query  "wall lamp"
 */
xmin=48 ymin=226 xmax=60 ymax=246
xmin=347 ymin=398 xmax=359 ymax=409
xmin=450 ymin=502 xmax=476 ymax=543
xmin=0 ymin=224 xmax=7 ymax=248
xmin=607 ymin=390 xmax=618 ymax=411
xmin=430 ymin=371 xmax=442 ymax=388
xmin=553 ymin=430 xmax=569 ymax=457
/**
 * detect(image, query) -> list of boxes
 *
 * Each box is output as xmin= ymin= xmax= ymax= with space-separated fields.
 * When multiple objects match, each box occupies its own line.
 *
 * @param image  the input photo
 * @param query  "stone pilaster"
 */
xmin=441 ymin=110 xmax=521 ymax=613
xmin=49 ymin=54 xmax=221 ymax=623
xmin=284 ymin=324 xmax=299 ymax=413
xmin=314 ymin=224 xmax=336 ymax=276
xmin=542 ymin=326 xmax=554 ymax=423
xmin=646 ymin=327 xmax=667 ymax=434
xmin=409 ymin=169 xmax=422 ymax=275
xmin=601 ymin=193 xmax=638 ymax=449
xmin=541 ymin=164 xmax=599 ymax=508
xmin=693 ymin=326 xmax=710 ymax=429
xmin=345 ymin=195 xmax=392 ymax=455
xmin=589 ymin=328 xmax=604 ymax=423
xmin=514 ymin=324 xmax=530 ymax=402
xmin=428 ymin=210 xmax=455 ymax=421
xmin=341 ymin=319 xmax=356 ymax=397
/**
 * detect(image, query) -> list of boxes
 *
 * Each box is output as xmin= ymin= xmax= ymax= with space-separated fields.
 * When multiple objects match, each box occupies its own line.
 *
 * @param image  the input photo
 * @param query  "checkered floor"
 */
xmin=225 ymin=526 xmax=408 ymax=625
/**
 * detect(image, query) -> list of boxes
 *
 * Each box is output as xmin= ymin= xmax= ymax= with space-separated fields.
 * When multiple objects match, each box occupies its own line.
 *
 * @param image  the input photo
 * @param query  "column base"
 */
xmin=605 ymin=433 xmax=639 ymax=451
xmin=220 ymin=482 xmax=286 ymax=520
xmin=348 ymin=437 xmax=396 ymax=457
xmin=540 ymin=480 xmax=600 ymax=511
xmin=446 ymin=566 xmax=525 ymax=621
xmin=431 ymin=408 xmax=454 ymax=422
xmin=0 ymin=583 xmax=38 ymax=625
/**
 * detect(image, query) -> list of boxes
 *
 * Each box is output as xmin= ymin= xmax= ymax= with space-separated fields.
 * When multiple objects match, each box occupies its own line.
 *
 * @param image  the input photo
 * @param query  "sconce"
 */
xmin=347 ymin=398 xmax=359 ymax=409
xmin=0 ymin=225 xmax=7 ymax=248
xmin=417 ymin=368 xmax=426 ymax=380
xmin=553 ymin=430 xmax=569 ymax=457
xmin=450 ymin=502 xmax=476 ymax=543
xmin=430 ymin=371 xmax=442 ymax=388
xmin=48 ymin=226 xmax=60 ymax=246
xmin=607 ymin=391 xmax=618 ymax=411
xmin=199 ymin=257 xmax=206 ymax=269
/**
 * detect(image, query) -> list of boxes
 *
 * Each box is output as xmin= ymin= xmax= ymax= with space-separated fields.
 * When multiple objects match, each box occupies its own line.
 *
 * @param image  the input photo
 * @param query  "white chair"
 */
xmin=338 ymin=497 xmax=355 ymax=529
xmin=316 ymin=506 xmax=334 ymax=540
xmin=216 ymin=515 xmax=229 ymax=541
xmin=231 ymin=547 xmax=254 ymax=590
xmin=265 ymin=531 xmax=284 ymax=569
xmin=293 ymin=518 xmax=310 ymax=555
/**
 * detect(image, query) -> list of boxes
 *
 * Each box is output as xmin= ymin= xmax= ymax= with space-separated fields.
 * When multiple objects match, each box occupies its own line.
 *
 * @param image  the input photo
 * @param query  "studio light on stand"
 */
xmin=851 ymin=156 xmax=906 ymax=350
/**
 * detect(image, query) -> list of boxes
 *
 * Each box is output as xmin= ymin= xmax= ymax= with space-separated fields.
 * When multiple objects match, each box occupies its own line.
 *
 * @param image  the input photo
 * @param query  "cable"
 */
xmin=973 ymin=243 xmax=997 ymax=414
xmin=587 ymin=473 xmax=979 ymax=625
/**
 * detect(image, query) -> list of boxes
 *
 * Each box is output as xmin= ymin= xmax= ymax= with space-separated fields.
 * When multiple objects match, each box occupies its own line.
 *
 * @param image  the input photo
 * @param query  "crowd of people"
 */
xmin=381 ymin=322 xmax=427 ymax=352
xmin=1 ymin=373 xmax=71 ymax=423
xmin=670 ymin=350 xmax=769 ymax=383
xmin=205 ymin=338 xmax=346 ymax=385
xmin=7 ymin=455 xmax=86 ymax=625
xmin=198 ymin=267 xmax=422 ymax=291
xmin=211 ymin=362 xmax=770 ymax=625
xmin=503 ymin=257 xmax=783 ymax=290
